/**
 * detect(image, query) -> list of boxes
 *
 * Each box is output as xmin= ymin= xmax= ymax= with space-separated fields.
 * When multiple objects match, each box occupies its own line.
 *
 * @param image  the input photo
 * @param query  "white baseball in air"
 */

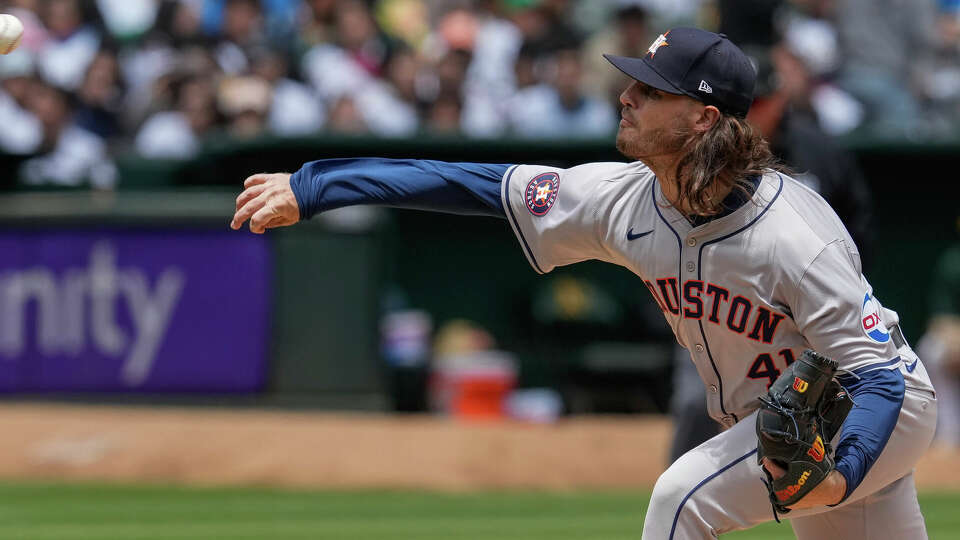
xmin=0 ymin=14 xmax=25 ymax=55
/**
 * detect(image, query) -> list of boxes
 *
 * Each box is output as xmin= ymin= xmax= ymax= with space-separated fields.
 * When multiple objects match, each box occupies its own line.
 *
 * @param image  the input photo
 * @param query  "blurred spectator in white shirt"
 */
xmin=249 ymin=49 xmax=325 ymax=136
xmin=300 ymin=1 xmax=391 ymax=104
xmin=462 ymin=5 xmax=522 ymax=105
xmin=119 ymin=0 xmax=205 ymax=130
xmin=36 ymin=0 xmax=102 ymax=91
xmin=19 ymin=80 xmax=116 ymax=188
xmin=0 ymin=50 xmax=43 ymax=154
xmin=95 ymin=0 xmax=158 ymax=40
xmin=214 ymin=0 xmax=267 ymax=75
xmin=353 ymin=46 xmax=421 ymax=136
xmin=306 ymin=47 xmax=417 ymax=136
xmin=301 ymin=42 xmax=373 ymax=102
xmin=353 ymin=80 xmax=419 ymax=136
xmin=508 ymin=47 xmax=616 ymax=138
xmin=779 ymin=12 xmax=864 ymax=136
xmin=452 ymin=5 xmax=520 ymax=137
xmin=135 ymin=72 xmax=219 ymax=158
xmin=125 ymin=45 xmax=220 ymax=135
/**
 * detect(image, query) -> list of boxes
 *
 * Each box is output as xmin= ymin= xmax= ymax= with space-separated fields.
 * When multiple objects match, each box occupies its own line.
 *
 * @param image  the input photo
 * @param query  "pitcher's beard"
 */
xmin=615 ymin=120 xmax=690 ymax=161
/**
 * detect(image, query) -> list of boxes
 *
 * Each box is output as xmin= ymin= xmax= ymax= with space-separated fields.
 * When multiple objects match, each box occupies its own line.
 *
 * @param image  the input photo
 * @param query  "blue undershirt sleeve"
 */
xmin=289 ymin=158 xmax=511 ymax=220
xmin=833 ymin=365 xmax=905 ymax=502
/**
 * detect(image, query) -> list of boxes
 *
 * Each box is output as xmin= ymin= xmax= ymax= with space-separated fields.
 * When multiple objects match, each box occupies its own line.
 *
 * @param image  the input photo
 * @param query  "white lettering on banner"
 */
xmin=0 ymin=241 xmax=185 ymax=386
xmin=91 ymin=242 xmax=126 ymax=355
xmin=119 ymin=266 xmax=184 ymax=386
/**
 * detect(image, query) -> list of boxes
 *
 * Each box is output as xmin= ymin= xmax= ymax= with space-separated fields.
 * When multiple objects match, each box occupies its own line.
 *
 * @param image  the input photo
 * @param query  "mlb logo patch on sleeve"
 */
xmin=525 ymin=172 xmax=560 ymax=216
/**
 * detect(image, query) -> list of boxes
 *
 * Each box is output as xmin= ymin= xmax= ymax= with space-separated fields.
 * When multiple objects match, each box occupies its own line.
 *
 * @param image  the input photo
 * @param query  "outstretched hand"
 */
xmin=761 ymin=457 xmax=846 ymax=509
xmin=231 ymin=173 xmax=300 ymax=233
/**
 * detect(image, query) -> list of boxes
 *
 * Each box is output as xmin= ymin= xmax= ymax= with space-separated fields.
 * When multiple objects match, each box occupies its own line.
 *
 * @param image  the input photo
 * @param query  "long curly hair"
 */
xmin=673 ymin=114 xmax=787 ymax=216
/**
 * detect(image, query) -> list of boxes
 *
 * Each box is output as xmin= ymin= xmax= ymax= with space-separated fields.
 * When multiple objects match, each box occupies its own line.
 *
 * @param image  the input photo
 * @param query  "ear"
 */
xmin=693 ymin=105 xmax=721 ymax=133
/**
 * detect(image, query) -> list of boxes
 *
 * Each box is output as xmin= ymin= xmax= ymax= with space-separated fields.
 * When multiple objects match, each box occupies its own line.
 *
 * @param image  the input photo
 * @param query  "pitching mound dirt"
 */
xmin=0 ymin=404 xmax=956 ymax=491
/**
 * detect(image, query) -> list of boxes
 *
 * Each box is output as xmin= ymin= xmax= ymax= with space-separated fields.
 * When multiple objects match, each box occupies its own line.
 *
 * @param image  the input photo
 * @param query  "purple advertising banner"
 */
xmin=0 ymin=229 xmax=270 ymax=392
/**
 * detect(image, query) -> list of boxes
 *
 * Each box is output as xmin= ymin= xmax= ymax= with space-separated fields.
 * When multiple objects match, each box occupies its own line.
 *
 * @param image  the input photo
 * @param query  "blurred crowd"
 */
xmin=1 ymin=0 xmax=960 ymax=188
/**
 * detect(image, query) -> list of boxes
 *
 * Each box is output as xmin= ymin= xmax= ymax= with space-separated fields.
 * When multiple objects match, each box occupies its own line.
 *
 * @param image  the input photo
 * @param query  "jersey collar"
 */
xmin=654 ymin=172 xmax=779 ymax=235
xmin=687 ymin=175 xmax=761 ymax=227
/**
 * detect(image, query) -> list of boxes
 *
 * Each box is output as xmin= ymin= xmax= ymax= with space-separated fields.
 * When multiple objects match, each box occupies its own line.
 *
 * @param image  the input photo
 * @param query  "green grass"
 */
xmin=0 ymin=483 xmax=956 ymax=539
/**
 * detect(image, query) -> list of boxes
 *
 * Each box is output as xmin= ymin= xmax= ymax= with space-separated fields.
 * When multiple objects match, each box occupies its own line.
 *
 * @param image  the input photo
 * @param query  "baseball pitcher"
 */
xmin=231 ymin=27 xmax=937 ymax=540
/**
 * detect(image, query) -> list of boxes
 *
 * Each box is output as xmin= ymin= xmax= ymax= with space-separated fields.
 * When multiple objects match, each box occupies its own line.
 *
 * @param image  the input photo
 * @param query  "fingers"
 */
xmin=262 ymin=215 xmax=289 ymax=232
xmin=231 ymin=189 xmax=270 ymax=230
xmin=248 ymin=205 xmax=277 ymax=234
xmin=233 ymin=172 xmax=296 ymax=232
xmin=243 ymin=174 xmax=270 ymax=188
xmin=265 ymin=211 xmax=291 ymax=228
xmin=235 ymin=184 xmax=268 ymax=211
xmin=231 ymin=174 xmax=270 ymax=229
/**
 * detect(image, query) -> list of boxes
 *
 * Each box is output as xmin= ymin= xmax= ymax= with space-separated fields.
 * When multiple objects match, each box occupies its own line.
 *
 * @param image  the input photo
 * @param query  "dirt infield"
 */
xmin=0 ymin=403 xmax=957 ymax=491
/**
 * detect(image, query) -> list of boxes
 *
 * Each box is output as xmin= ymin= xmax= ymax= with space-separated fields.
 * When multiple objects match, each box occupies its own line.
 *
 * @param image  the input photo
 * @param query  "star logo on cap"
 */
xmin=647 ymin=31 xmax=670 ymax=58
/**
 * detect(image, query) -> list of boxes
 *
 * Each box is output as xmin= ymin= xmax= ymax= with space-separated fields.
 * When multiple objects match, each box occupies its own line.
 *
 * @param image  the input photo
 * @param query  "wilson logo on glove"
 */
xmin=776 ymin=470 xmax=811 ymax=501
xmin=807 ymin=435 xmax=826 ymax=462
xmin=792 ymin=377 xmax=809 ymax=393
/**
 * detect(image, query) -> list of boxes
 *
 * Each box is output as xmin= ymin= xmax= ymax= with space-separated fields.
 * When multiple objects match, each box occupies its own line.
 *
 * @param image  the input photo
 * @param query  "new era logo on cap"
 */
xmin=604 ymin=27 xmax=757 ymax=117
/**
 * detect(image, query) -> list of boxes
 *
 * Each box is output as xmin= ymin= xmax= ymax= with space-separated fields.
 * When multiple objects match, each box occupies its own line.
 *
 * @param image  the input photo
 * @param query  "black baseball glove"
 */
xmin=756 ymin=350 xmax=854 ymax=516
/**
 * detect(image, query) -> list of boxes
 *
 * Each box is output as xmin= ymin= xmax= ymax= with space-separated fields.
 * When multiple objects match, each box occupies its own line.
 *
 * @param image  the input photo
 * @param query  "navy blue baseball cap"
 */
xmin=604 ymin=27 xmax=757 ymax=118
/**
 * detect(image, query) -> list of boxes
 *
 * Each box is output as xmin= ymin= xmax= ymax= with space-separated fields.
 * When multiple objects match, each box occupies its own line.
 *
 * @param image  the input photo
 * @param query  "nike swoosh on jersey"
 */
xmin=904 ymin=359 xmax=918 ymax=373
xmin=626 ymin=228 xmax=654 ymax=241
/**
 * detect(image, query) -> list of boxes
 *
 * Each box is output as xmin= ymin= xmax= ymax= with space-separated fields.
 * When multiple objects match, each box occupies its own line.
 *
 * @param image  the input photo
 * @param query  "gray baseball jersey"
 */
xmin=500 ymin=161 xmax=937 ymax=538
xmin=502 ymin=161 xmax=933 ymax=423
